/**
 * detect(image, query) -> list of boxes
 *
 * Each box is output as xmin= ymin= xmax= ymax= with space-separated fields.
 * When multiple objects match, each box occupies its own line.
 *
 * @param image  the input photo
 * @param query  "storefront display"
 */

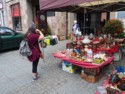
xmin=53 ymin=34 xmax=124 ymax=83
xmin=52 ymin=48 xmax=114 ymax=83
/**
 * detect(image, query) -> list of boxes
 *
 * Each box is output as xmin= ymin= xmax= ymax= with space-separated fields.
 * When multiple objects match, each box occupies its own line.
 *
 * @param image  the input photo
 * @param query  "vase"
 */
xmin=108 ymin=34 xmax=111 ymax=39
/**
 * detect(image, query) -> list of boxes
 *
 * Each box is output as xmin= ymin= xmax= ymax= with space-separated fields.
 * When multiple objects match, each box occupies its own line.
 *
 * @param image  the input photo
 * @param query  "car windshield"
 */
xmin=0 ymin=27 xmax=15 ymax=35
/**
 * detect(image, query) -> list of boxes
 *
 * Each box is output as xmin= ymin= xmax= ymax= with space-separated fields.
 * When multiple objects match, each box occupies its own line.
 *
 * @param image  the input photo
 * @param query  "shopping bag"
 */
xmin=75 ymin=29 xmax=81 ymax=37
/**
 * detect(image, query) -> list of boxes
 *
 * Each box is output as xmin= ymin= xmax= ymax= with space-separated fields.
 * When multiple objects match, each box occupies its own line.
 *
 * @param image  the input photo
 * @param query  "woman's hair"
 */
xmin=24 ymin=25 xmax=36 ymax=38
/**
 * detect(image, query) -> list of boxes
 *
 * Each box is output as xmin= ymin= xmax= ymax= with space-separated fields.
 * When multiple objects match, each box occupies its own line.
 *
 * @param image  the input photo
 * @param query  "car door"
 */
xmin=11 ymin=32 xmax=24 ymax=47
xmin=0 ymin=34 xmax=2 ymax=49
xmin=0 ymin=27 xmax=23 ymax=50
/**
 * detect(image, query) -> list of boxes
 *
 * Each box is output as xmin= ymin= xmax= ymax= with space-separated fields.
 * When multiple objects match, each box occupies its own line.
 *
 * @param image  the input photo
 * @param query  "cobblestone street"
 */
xmin=0 ymin=40 xmax=124 ymax=94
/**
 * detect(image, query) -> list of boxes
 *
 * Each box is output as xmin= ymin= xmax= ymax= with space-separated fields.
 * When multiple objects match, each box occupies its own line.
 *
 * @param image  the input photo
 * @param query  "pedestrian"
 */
xmin=97 ymin=23 xmax=102 ymax=36
xmin=24 ymin=25 xmax=44 ymax=81
xmin=72 ymin=20 xmax=80 ymax=41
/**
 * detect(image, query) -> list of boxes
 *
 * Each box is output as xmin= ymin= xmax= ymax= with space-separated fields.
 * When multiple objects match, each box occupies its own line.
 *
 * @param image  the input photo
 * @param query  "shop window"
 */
xmin=117 ymin=11 xmax=125 ymax=19
xmin=11 ymin=3 xmax=22 ymax=31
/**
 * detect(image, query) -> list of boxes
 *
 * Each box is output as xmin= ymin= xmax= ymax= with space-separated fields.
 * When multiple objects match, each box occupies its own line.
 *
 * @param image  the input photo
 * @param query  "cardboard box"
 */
xmin=81 ymin=72 xmax=103 ymax=83
xmin=83 ymin=68 xmax=99 ymax=76
xmin=81 ymin=65 xmax=108 ymax=83
xmin=58 ymin=35 xmax=66 ymax=41
xmin=62 ymin=61 xmax=77 ymax=73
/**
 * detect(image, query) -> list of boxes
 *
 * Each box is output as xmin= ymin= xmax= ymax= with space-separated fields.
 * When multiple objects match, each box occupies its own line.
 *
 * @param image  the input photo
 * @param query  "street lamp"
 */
xmin=0 ymin=1 xmax=4 ymax=26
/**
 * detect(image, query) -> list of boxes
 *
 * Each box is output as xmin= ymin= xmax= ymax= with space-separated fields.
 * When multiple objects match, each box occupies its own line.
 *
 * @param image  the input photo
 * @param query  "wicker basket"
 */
xmin=81 ymin=65 xmax=109 ymax=83
xmin=58 ymin=35 xmax=66 ymax=41
xmin=83 ymin=68 xmax=99 ymax=76
xmin=81 ymin=73 xmax=103 ymax=83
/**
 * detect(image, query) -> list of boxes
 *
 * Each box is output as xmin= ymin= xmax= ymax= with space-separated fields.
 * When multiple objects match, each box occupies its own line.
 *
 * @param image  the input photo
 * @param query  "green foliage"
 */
xmin=114 ymin=32 xmax=125 ymax=38
xmin=103 ymin=19 xmax=124 ymax=35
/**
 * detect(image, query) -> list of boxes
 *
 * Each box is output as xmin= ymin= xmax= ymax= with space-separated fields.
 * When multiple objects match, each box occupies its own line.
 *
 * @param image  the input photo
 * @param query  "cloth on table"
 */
xmin=52 ymin=53 xmax=114 ymax=69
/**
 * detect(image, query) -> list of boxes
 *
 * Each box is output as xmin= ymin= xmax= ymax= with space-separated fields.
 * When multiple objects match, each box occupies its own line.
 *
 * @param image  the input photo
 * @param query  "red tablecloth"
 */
xmin=95 ymin=45 xmax=118 ymax=55
xmin=52 ymin=53 xmax=114 ymax=69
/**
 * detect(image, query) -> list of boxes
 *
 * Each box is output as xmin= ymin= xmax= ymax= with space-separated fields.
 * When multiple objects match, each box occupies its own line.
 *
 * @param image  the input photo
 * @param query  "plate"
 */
xmin=82 ymin=40 xmax=91 ymax=44
xmin=60 ymin=54 xmax=66 ymax=57
xmin=92 ymin=41 xmax=100 ymax=44
xmin=84 ymin=59 xmax=93 ymax=62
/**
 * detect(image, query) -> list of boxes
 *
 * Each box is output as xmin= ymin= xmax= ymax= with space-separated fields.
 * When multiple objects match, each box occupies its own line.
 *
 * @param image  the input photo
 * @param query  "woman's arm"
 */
xmin=36 ymin=29 xmax=44 ymax=40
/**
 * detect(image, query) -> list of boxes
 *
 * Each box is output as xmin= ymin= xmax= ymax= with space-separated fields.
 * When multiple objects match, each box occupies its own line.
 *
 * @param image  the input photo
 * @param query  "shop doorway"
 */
xmin=27 ymin=0 xmax=47 ymax=35
xmin=77 ymin=13 xmax=91 ymax=35
xmin=77 ymin=13 xmax=101 ymax=35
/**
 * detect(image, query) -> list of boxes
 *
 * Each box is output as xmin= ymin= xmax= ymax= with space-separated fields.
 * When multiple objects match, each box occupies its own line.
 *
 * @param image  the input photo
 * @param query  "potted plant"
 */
xmin=103 ymin=19 xmax=124 ymax=38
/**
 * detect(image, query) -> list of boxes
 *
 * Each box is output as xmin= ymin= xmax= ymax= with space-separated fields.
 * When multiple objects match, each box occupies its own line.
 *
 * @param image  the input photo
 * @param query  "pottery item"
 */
xmin=82 ymin=35 xmax=91 ymax=44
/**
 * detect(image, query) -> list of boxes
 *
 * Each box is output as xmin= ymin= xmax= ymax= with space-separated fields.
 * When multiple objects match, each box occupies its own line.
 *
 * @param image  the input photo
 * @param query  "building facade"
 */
xmin=47 ymin=12 xmax=75 ymax=36
xmin=0 ymin=0 xmax=5 ymax=26
xmin=4 ymin=0 xmax=72 ymax=37
xmin=0 ymin=9 xmax=3 ymax=26
xmin=5 ymin=0 xmax=34 ymax=33
xmin=5 ymin=0 xmax=125 ymax=37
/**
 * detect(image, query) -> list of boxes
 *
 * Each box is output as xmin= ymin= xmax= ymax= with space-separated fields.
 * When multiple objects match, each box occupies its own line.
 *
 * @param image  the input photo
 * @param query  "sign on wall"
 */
xmin=11 ymin=4 xmax=21 ymax=17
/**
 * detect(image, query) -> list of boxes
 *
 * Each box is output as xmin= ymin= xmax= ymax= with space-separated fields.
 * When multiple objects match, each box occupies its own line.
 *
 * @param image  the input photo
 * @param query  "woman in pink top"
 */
xmin=25 ymin=26 xmax=44 ymax=80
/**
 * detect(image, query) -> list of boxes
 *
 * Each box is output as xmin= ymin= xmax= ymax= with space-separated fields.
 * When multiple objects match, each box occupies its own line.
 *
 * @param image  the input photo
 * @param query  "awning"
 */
xmin=40 ymin=0 xmax=95 ymax=10
xmin=40 ymin=0 xmax=125 ymax=13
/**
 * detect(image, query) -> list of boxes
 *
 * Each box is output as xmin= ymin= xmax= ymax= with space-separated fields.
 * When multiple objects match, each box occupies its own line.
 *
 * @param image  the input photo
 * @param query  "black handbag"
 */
xmin=50 ymin=38 xmax=57 ymax=45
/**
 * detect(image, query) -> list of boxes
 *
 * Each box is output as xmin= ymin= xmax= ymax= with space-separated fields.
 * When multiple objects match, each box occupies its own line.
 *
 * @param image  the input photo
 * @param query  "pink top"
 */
xmin=27 ymin=33 xmax=41 ymax=62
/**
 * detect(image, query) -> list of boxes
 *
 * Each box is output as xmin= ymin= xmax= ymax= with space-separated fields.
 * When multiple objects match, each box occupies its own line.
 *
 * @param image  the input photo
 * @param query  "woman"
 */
xmin=25 ymin=26 xmax=44 ymax=81
xmin=72 ymin=20 xmax=80 ymax=41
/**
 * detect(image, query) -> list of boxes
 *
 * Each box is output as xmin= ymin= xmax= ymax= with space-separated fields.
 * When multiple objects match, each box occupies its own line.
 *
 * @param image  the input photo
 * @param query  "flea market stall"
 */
xmin=40 ymin=0 xmax=125 ymax=93
xmin=52 ymin=33 xmax=125 ymax=93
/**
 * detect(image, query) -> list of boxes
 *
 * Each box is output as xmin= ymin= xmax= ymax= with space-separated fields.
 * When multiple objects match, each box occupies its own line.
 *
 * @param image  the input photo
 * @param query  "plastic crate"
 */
xmin=62 ymin=61 xmax=77 ymax=73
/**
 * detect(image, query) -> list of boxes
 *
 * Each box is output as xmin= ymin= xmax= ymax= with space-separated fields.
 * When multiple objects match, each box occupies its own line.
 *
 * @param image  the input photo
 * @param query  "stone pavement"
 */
xmin=0 ymin=40 xmax=124 ymax=94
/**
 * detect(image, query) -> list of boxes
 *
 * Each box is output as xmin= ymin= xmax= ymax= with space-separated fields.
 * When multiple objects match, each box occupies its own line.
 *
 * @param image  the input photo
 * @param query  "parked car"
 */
xmin=0 ymin=26 xmax=24 ymax=50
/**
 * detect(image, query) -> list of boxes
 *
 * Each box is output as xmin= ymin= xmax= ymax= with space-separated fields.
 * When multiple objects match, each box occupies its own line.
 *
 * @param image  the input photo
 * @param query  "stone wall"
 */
xmin=68 ymin=13 xmax=76 ymax=35
xmin=47 ymin=12 xmax=76 ymax=37
xmin=47 ymin=12 xmax=67 ymax=36
xmin=5 ymin=0 xmax=76 ymax=37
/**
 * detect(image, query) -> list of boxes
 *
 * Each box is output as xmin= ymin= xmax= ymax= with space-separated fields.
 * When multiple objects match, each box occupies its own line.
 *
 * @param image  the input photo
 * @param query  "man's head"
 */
xmin=74 ymin=20 xmax=77 ymax=24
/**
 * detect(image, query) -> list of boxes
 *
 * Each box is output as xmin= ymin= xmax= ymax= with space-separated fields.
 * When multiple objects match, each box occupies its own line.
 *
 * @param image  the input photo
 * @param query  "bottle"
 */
xmin=87 ymin=49 xmax=93 ymax=59
xmin=81 ymin=69 xmax=84 ymax=74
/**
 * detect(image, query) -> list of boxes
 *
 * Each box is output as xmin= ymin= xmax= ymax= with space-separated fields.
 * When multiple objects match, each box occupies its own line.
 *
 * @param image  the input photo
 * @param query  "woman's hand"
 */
xmin=36 ymin=29 xmax=41 ymax=34
xmin=39 ymin=36 xmax=45 ymax=40
xmin=36 ymin=29 xmax=45 ymax=40
xmin=36 ymin=29 xmax=44 ymax=36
